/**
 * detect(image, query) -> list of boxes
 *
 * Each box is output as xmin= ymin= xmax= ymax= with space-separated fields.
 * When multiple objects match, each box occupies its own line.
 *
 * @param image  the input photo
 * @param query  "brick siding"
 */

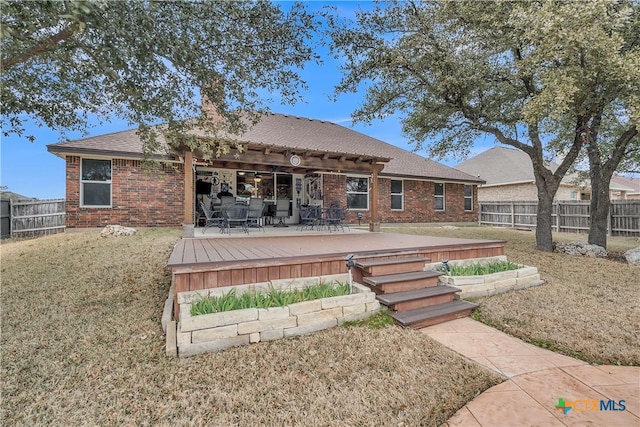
xmin=323 ymin=175 xmax=478 ymax=223
xmin=65 ymin=156 xmax=184 ymax=228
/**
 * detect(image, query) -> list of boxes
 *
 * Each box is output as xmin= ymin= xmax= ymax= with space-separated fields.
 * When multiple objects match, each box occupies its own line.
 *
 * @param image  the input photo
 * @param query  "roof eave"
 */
xmin=46 ymin=145 xmax=175 ymax=162
xmin=380 ymin=172 xmax=485 ymax=185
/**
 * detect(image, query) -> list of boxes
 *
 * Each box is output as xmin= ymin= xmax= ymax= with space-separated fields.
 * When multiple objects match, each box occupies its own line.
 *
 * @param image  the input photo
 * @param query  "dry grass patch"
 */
xmin=384 ymin=225 xmax=640 ymax=366
xmin=1 ymin=229 xmax=502 ymax=425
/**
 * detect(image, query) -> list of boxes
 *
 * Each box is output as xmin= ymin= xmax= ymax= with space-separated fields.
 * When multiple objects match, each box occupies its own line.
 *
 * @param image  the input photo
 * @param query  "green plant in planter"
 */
xmin=446 ymin=261 xmax=520 ymax=276
xmin=191 ymin=281 xmax=351 ymax=316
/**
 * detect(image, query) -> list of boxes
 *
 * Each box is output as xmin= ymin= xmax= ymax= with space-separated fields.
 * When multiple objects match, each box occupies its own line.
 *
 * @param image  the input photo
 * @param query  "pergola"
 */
xmin=179 ymin=142 xmax=390 ymax=232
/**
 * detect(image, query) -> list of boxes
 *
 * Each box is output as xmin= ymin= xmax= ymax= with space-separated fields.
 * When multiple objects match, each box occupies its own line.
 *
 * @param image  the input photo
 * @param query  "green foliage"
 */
xmin=329 ymin=0 xmax=639 ymax=251
xmin=1 ymin=0 xmax=320 ymax=153
xmin=446 ymin=261 xmax=521 ymax=277
xmin=342 ymin=310 xmax=396 ymax=329
xmin=190 ymin=281 xmax=351 ymax=316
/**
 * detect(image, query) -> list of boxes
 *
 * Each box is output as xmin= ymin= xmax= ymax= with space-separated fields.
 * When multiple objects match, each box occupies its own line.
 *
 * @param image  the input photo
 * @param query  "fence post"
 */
xmin=607 ymin=203 xmax=611 ymax=236
xmin=555 ymin=202 xmax=560 ymax=232
xmin=510 ymin=201 xmax=515 ymax=228
xmin=10 ymin=198 xmax=14 ymax=238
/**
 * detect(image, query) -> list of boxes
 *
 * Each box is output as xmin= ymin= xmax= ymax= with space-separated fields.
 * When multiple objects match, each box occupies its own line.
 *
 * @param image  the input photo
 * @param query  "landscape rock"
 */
xmin=554 ymin=242 xmax=607 ymax=258
xmin=441 ymin=225 xmax=459 ymax=230
xmin=100 ymin=224 xmax=137 ymax=237
xmin=623 ymin=246 xmax=640 ymax=265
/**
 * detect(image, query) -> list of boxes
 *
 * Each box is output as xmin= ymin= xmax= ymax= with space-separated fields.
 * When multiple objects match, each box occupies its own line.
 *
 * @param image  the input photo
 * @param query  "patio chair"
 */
xmin=200 ymin=201 xmax=224 ymax=234
xmin=273 ymin=198 xmax=290 ymax=227
xmin=325 ymin=204 xmax=345 ymax=232
xmin=247 ymin=198 xmax=265 ymax=231
xmin=223 ymin=204 xmax=249 ymax=234
xmin=220 ymin=196 xmax=236 ymax=207
xmin=297 ymin=206 xmax=317 ymax=231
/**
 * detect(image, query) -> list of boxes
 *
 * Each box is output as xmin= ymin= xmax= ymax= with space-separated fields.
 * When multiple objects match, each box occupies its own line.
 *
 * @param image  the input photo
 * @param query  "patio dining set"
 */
xmin=199 ymin=198 xmax=348 ymax=235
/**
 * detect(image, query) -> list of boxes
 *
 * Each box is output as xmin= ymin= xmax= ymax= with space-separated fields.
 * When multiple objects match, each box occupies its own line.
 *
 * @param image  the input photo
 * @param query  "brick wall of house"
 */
xmin=65 ymin=156 xmax=184 ymax=228
xmin=478 ymin=183 xmax=582 ymax=202
xmin=323 ymin=175 xmax=478 ymax=223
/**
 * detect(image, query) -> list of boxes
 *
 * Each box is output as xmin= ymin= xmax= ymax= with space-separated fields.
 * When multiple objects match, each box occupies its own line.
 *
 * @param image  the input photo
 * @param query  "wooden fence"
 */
xmin=0 ymin=199 xmax=66 ymax=239
xmin=479 ymin=200 xmax=640 ymax=236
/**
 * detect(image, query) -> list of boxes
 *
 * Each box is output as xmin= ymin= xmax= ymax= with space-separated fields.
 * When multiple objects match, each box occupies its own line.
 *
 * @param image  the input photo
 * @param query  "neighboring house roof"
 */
xmin=0 ymin=191 xmax=33 ymax=200
xmin=456 ymin=146 xmax=588 ymax=188
xmin=611 ymin=174 xmax=640 ymax=195
xmin=48 ymin=112 xmax=483 ymax=184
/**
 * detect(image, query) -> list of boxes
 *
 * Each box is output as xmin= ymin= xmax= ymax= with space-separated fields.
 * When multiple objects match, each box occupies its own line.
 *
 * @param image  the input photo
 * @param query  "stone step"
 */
xmin=355 ymin=256 xmax=430 ymax=276
xmin=376 ymin=285 xmax=459 ymax=311
xmin=362 ymin=270 xmax=443 ymax=294
xmin=391 ymin=300 xmax=478 ymax=329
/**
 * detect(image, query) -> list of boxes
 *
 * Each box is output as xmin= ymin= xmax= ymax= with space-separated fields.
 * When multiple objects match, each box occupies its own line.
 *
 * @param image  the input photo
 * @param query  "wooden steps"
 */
xmin=362 ymin=270 xmax=442 ymax=294
xmin=376 ymin=285 xmax=460 ymax=311
xmin=391 ymin=300 xmax=478 ymax=329
xmin=355 ymin=256 xmax=429 ymax=277
xmin=354 ymin=253 xmax=478 ymax=328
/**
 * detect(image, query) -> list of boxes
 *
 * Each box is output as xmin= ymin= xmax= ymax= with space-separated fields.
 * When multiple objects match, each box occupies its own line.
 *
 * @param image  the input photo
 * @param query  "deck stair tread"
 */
xmin=391 ymin=300 xmax=478 ymax=327
xmin=354 ymin=256 xmax=429 ymax=269
xmin=376 ymin=285 xmax=459 ymax=306
xmin=362 ymin=270 xmax=443 ymax=286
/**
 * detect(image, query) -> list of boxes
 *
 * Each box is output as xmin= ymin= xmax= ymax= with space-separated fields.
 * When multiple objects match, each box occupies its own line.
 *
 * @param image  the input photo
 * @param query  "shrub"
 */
xmin=446 ymin=261 xmax=520 ymax=276
xmin=191 ymin=281 xmax=351 ymax=316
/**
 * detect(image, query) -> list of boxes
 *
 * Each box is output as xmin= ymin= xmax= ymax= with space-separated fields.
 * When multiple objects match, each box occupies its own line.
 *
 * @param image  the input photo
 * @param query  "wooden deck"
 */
xmin=168 ymin=233 xmax=506 ymax=309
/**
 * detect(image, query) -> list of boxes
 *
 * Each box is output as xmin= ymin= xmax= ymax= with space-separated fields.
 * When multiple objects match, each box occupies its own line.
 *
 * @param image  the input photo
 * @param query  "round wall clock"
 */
xmin=290 ymin=154 xmax=301 ymax=167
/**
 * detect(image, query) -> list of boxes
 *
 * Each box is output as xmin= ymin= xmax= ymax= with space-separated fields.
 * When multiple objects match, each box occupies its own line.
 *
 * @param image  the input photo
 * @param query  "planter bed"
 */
xmin=172 ymin=274 xmax=380 ymax=358
xmin=434 ymin=257 xmax=544 ymax=298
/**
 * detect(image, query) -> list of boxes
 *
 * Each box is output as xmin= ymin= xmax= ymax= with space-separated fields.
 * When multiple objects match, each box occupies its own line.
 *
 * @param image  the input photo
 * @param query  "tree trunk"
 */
xmin=588 ymin=180 xmax=610 ymax=248
xmin=535 ymin=185 xmax=556 ymax=252
xmin=584 ymin=125 xmax=638 ymax=249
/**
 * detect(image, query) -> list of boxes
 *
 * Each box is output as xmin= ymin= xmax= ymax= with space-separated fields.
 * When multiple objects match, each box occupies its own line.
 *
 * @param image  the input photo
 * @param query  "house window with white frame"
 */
xmin=464 ymin=185 xmax=473 ymax=211
xmin=346 ymin=176 xmax=369 ymax=210
xmin=81 ymin=158 xmax=112 ymax=207
xmin=434 ymin=182 xmax=445 ymax=211
xmin=391 ymin=179 xmax=403 ymax=210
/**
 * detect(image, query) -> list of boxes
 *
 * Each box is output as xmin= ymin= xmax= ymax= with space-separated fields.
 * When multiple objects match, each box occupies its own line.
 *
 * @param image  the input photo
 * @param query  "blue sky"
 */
xmin=0 ymin=1 xmax=495 ymax=200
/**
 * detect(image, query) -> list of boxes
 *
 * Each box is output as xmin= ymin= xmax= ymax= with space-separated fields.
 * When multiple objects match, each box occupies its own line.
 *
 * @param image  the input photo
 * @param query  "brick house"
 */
xmin=47 ymin=112 xmax=484 ymax=230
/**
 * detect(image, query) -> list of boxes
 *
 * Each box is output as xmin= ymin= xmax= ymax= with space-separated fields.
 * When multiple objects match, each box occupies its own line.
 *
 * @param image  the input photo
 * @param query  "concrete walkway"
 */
xmin=421 ymin=318 xmax=639 ymax=426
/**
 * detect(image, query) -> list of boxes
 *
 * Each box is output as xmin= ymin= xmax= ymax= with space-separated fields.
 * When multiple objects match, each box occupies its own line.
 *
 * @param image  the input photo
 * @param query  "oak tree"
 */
xmin=1 ymin=0 xmax=320 ymax=156
xmin=330 ymin=0 xmax=639 ymax=251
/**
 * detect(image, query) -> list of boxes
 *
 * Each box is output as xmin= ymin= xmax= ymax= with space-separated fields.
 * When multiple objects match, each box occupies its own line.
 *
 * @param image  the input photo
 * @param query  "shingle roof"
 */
xmin=611 ymin=174 xmax=640 ymax=194
xmin=48 ymin=112 xmax=483 ymax=183
xmin=456 ymin=146 xmax=540 ymax=185
xmin=455 ymin=146 xmax=635 ymax=191
xmin=455 ymin=146 xmax=585 ymax=186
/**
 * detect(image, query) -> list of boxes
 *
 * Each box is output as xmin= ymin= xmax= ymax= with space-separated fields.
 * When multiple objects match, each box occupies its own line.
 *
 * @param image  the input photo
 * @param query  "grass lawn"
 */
xmin=383 ymin=225 xmax=640 ymax=366
xmin=1 ymin=229 xmax=501 ymax=426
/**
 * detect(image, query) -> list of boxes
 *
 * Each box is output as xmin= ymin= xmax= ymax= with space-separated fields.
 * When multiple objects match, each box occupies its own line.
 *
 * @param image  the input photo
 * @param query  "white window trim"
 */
xmin=390 ymin=179 xmax=404 ymax=211
xmin=464 ymin=185 xmax=473 ymax=211
xmin=80 ymin=158 xmax=112 ymax=208
xmin=434 ymin=182 xmax=445 ymax=211
xmin=346 ymin=176 xmax=369 ymax=211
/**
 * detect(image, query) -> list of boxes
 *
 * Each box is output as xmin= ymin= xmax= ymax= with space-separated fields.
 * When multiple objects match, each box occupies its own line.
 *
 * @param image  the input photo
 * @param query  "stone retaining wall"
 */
xmin=173 ymin=276 xmax=380 ymax=358
xmin=438 ymin=264 xmax=543 ymax=298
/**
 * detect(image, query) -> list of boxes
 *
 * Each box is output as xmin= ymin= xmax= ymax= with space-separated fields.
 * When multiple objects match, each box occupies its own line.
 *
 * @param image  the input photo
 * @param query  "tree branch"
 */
xmin=2 ymin=25 xmax=78 ymax=70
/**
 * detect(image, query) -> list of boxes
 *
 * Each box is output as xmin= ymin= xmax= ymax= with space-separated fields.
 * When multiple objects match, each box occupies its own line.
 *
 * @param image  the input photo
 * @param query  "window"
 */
xmin=464 ymin=185 xmax=473 ymax=211
xmin=391 ymin=179 xmax=403 ymax=210
xmin=434 ymin=182 xmax=445 ymax=211
xmin=346 ymin=176 xmax=369 ymax=210
xmin=81 ymin=158 xmax=111 ymax=207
